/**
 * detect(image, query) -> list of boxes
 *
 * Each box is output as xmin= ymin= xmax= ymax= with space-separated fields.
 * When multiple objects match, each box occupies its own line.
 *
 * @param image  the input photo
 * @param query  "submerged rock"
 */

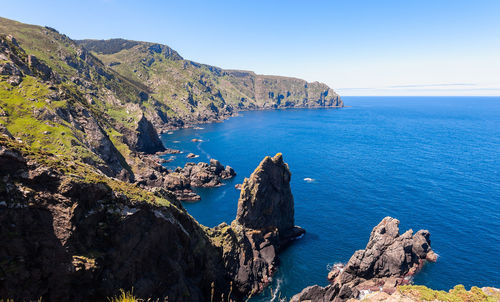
xmin=186 ymin=152 xmax=198 ymax=158
xmin=291 ymin=217 xmax=435 ymax=302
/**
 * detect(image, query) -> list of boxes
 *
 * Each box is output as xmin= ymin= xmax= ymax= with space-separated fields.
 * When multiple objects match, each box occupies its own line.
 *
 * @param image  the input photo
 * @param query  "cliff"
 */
xmin=75 ymin=38 xmax=343 ymax=131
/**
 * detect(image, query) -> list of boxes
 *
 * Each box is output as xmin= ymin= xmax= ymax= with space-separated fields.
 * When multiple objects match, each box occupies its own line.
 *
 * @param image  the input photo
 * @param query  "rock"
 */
xmin=221 ymin=165 xmax=236 ymax=179
xmin=186 ymin=153 xmax=198 ymax=158
xmin=291 ymin=217 xmax=435 ymax=302
xmin=425 ymin=250 xmax=438 ymax=262
xmin=161 ymin=172 xmax=201 ymax=202
xmin=174 ymin=159 xmax=237 ymax=189
xmin=27 ymin=54 xmax=56 ymax=81
xmin=236 ymin=153 xmax=304 ymax=241
xmin=209 ymin=158 xmax=224 ymax=173
xmin=0 ymin=62 xmax=22 ymax=76
xmin=234 ymin=183 xmax=242 ymax=190
xmin=7 ymin=75 xmax=22 ymax=86
xmin=156 ymin=148 xmax=181 ymax=155
xmin=0 ymin=124 xmax=13 ymax=138
xmin=134 ymin=115 xmax=165 ymax=154
xmin=210 ymin=153 xmax=305 ymax=296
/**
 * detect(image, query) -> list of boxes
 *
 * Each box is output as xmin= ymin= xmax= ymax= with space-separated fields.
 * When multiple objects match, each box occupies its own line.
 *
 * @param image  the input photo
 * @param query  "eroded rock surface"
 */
xmin=291 ymin=217 xmax=436 ymax=302
xmin=235 ymin=153 xmax=303 ymax=243
xmin=210 ymin=153 xmax=305 ymax=296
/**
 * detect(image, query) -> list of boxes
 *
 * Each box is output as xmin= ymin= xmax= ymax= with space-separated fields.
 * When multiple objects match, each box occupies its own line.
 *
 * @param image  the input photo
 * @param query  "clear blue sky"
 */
xmin=2 ymin=0 xmax=499 ymax=96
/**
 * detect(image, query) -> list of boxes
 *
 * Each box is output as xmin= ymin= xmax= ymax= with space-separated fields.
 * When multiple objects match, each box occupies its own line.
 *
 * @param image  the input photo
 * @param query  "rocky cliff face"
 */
xmin=235 ymin=153 xmax=304 ymax=242
xmin=291 ymin=217 xmax=436 ymax=302
xmin=209 ymin=154 xmax=305 ymax=296
xmin=0 ymin=138 xmax=231 ymax=301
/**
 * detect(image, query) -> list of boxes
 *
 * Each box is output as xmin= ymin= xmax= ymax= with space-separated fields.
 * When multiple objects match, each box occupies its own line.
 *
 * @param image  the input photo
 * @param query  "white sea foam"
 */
xmin=270 ymin=276 xmax=285 ymax=302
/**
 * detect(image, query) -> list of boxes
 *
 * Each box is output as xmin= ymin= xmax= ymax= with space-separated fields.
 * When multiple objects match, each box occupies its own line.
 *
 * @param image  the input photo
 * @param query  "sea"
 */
xmin=159 ymin=96 xmax=500 ymax=300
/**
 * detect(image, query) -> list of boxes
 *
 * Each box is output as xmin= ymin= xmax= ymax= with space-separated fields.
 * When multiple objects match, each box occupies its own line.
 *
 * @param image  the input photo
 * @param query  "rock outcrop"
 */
xmin=291 ymin=217 xmax=436 ymax=302
xmin=159 ymin=159 xmax=236 ymax=202
xmin=162 ymin=172 xmax=201 ymax=202
xmin=180 ymin=159 xmax=236 ymax=187
xmin=133 ymin=115 xmax=165 ymax=154
xmin=209 ymin=153 xmax=305 ymax=296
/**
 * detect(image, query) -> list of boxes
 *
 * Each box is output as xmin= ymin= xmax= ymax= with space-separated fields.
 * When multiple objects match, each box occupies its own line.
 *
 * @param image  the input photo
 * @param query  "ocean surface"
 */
xmin=160 ymin=96 xmax=500 ymax=300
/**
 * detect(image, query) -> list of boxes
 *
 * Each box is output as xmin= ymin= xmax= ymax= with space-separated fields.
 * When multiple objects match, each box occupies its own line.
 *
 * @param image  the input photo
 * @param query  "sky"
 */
xmin=1 ymin=0 xmax=499 ymax=96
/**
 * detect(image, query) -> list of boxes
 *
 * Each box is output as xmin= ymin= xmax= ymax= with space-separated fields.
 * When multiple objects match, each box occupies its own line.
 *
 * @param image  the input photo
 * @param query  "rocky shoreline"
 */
xmin=291 ymin=217 xmax=437 ymax=301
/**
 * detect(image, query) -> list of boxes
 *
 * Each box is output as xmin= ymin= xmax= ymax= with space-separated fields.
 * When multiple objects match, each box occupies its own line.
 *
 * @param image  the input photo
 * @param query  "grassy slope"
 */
xmin=78 ymin=39 xmax=342 ymax=123
xmin=398 ymin=285 xmax=500 ymax=302
xmin=0 ymin=17 xmax=167 ymax=190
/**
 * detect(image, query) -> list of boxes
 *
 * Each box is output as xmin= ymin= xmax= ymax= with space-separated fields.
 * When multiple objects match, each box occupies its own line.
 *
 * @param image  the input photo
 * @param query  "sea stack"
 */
xmin=209 ymin=153 xmax=305 ymax=297
xmin=291 ymin=217 xmax=436 ymax=302
xmin=235 ymin=153 xmax=305 ymax=243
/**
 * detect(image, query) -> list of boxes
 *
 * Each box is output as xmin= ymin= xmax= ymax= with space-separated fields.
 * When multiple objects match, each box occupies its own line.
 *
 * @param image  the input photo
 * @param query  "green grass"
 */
xmin=399 ymin=285 xmax=498 ymax=302
xmin=0 ymin=76 xmax=105 ymax=165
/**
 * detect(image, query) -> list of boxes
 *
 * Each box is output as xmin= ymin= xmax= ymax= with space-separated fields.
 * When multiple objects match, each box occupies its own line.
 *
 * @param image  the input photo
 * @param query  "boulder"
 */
xmin=221 ymin=165 xmax=236 ymax=179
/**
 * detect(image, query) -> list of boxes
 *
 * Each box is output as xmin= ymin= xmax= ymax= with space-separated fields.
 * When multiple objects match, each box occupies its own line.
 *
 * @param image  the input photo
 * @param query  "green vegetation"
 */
xmin=399 ymin=285 xmax=499 ymax=302
xmin=108 ymin=289 xmax=139 ymax=302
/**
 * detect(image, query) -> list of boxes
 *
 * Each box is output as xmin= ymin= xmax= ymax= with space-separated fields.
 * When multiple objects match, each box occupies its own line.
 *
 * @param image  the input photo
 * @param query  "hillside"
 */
xmin=76 ymin=38 xmax=343 ymax=130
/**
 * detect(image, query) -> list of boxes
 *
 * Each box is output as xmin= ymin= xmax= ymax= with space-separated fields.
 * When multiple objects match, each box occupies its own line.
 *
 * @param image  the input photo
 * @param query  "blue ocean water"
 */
xmin=160 ymin=97 xmax=500 ymax=300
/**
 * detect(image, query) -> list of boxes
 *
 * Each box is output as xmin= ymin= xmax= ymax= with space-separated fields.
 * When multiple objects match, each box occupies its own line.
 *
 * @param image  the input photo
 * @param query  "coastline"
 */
xmin=158 ymin=104 xmax=346 ymax=133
